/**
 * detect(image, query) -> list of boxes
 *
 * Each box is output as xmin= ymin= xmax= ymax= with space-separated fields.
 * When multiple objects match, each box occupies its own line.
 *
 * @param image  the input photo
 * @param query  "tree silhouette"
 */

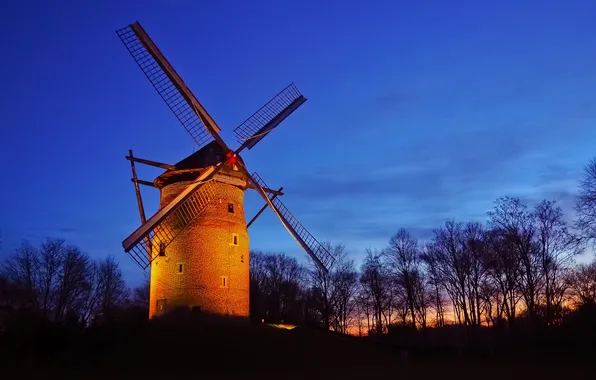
xmin=575 ymin=158 xmax=596 ymax=245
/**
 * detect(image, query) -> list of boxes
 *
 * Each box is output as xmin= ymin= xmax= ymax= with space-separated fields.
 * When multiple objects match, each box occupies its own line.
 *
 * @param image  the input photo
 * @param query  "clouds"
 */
xmin=280 ymin=105 xmax=588 ymax=251
xmin=292 ymin=120 xmax=537 ymax=202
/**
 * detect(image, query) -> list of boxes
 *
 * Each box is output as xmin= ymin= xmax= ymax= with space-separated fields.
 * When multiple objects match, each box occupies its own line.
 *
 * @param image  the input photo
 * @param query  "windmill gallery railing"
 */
xmin=251 ymin=173 xmax=335 ymax=270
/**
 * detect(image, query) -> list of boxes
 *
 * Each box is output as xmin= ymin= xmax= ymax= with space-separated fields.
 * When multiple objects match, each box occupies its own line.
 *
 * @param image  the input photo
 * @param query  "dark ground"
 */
xmin=1 ymin=316 xmax=594 ymax=379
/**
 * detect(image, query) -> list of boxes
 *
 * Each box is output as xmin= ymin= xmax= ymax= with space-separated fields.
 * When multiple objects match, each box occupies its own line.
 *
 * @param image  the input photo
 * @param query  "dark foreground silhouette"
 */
xmin=1 ymin=310 xmax=593 ymax=380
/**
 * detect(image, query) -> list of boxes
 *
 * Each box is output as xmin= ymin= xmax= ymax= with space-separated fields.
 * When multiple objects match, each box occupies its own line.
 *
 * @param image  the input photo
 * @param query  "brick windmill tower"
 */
xmin=116 ymin=22 xmax=334 ymax=319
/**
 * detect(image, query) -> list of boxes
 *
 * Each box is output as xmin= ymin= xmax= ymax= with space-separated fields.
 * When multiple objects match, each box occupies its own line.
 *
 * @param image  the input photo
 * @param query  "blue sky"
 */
xmin=1 ymin=0 xmax=595 ymax=285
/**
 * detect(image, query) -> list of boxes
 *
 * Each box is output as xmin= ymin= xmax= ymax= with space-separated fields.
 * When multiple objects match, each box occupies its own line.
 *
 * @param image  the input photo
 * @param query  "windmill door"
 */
xmin=156 ymin=299 xmax=167 ymax=316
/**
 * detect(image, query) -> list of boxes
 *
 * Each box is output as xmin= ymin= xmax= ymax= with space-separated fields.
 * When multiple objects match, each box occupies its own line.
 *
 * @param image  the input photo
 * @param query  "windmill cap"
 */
xmin=154 ymin=142 xmax=246 ymax=189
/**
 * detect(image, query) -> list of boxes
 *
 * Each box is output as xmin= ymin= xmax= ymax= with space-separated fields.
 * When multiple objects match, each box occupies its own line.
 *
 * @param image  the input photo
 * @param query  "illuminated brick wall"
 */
xmin=149 ymin=180 xmax=250 ymax=318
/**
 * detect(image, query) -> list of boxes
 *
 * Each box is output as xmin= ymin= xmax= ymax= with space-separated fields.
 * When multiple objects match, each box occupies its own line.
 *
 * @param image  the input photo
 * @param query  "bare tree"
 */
xmin=421 ymin=243 xmax=446 ymax=327
xmin=330 ymin=250 xmax=358 ymax=334
xmin=132 ymin=276 xmax=150 ymax=308
xmin=304 ymin=242 xmax=358 ymax=332
xmin=567 ymin=261 xmax=596 ymax=306
xmin=485 ymin=227 xmax=521 ymax=326
xmin=431 ymin=221 xmax=473 ymax=326
xmin=462 ymin=222 xmax=489 ymax=326
xmin=249 ymin=250 xmax=268 ymax=321
xmin=80 ymin=262 xmax=101 ymax=325
xmin=1 ymin=240 xmax=39 ymax=309
xmin=489 ymin=197 xmax=541 ymax=323
xmin=392 ymin=288 xmax=409 ymax=326
xmin=250 ymin=250 xmax=269 ymax=290
xmin=384 ymin=228 xmax=419 ymax=328
xmin=37 ymin=239 xmax=63 ymax=318
xmin=479 ymin=279 xmax=499 ymax=326
xmin=412 ymin=269 xmax=430 ymax=329
xmin=95 ymin=256 xmax=129 ymax=318
xmin=266 ymin=253 xmax=303 ymax=322
xmin=360 ymin=249 xmax=390 ymax=335
xmin=54 ymin=244 xmax=91 ymax=321
xmin=307 ymin=242 xmax=339 ymax=329
xmin=534 ymin=200 xmax=578 ymax=324
xmin=1 ymin=239 xmax=128 ymax=326
xmin=250 ymin=252 xmax=304 ymax=323
xmin=354 ymin=283 xmax=373 ymax=336
xmin=575 ymin=158 xmax=596 ymax=245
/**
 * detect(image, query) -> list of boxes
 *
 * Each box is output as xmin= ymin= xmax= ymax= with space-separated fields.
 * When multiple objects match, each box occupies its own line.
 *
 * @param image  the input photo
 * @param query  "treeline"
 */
xmin=250 ymin=196 xmax=596 ymax=332
xmin=358 ymin=196 xmax=585 ymax=333
xmin=247 ymin=202 xmax=596 ymax=357
xmin=249 ymin=245 xmax=358 ymax=333
xmin=248 ymin=159 xmax=596 ymax=357
xmin=2 ymin=159 xmax=596 ymax=359
xmin=0 ymin=239 xmax=149 ymax=334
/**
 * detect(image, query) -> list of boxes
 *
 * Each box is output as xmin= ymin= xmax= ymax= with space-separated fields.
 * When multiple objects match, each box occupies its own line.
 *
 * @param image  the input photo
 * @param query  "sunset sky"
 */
xmin=1 ymin=0 xmax=595 ymax=285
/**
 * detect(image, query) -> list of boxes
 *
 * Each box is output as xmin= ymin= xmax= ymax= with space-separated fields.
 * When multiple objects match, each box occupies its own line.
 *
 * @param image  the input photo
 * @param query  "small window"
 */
xmin=240 ymin=254 xmax=244 ymax=263
xmin=156 ymin=299 xmax=167 ymax=316
xmin=177 ymin=263 xmax=184 ymax=274
xmin=159 ymin=243 xmax=166 ymax=256
xmin=231 ymin=233 xmax=239 ymax=246
xmin=220 ymin=276 xmax=228 ymax=288
xmin=228 ymin=203 xmax=234 ymax=214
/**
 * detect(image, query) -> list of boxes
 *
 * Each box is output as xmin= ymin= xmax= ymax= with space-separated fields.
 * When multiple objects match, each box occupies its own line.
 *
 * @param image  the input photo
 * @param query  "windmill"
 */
xmin=116 ymin=21 xmax=334 ymax=319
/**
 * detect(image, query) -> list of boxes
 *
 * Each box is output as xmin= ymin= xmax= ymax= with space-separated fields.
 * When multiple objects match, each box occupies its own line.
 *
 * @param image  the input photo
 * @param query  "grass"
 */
xmin=2 ymin=316 xmax=594 ymax=379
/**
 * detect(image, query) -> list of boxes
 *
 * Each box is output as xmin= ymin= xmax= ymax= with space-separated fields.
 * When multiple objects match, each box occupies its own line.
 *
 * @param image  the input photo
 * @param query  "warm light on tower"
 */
xmin=149 ymin=156 xmax=250 ymax=318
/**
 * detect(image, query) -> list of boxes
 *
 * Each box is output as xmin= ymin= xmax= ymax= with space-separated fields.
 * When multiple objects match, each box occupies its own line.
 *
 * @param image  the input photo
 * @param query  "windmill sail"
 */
xmin=248 ymin=172 xmax=335 ymax=272
xmin=116 ymin=22 xmax=226 ymax=151
xmin=123 ymin=168 xmax=219 ymax=269
xmin=234 ymin=83 xmax=306 ymax=150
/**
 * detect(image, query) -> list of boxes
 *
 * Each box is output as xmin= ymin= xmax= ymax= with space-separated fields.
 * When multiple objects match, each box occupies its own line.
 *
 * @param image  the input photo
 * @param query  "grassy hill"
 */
xmin=2 ymin=315 xmax=594 ymax=379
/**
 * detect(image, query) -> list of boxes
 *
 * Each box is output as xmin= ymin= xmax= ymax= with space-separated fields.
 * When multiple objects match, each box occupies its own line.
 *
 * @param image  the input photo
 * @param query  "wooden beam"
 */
xmin=247 ymin=187 xmax=283 ymax=228
xmin=131 ymin=178 xmax=157 ymax=188
xmin=129 ymin=149 xmax=151 ymax=261
xmin=264 ymin=187 xmax=284 ymax=196
xmin=247 ymin=183 xmax=284 ymax=196
xmin=129 ymin=150 xmax=147 ymax=223
xmin=125 ymin=155 xmax=175 ymax=171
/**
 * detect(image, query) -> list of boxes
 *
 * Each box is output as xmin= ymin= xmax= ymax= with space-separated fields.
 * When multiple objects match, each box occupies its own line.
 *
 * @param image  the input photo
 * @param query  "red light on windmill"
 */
xmin=226 ymin=151 xmax=237 ymax=164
